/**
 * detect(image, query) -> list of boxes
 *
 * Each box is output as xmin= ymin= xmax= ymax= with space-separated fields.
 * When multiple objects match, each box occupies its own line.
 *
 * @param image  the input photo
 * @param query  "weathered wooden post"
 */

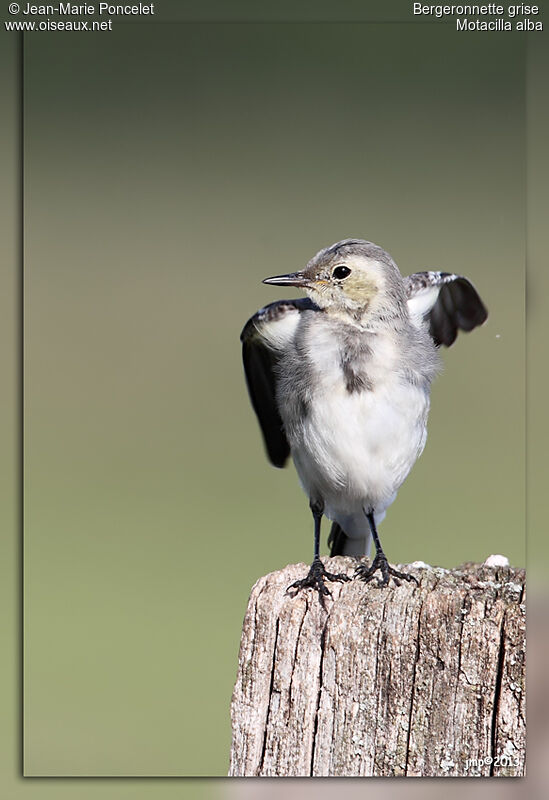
xmin=229 ymin=557 xmax=525 ymax=777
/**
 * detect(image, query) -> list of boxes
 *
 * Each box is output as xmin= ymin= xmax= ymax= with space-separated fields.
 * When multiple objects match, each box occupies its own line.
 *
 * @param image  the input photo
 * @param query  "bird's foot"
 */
xmin=286 ymin=558 xmax=350 ymax=609
xmin=354 ymin=552 xmax=419 ymax=588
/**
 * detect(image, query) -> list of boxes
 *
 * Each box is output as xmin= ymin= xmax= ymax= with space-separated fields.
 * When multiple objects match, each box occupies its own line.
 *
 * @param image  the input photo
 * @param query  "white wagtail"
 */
xmin=241 ymin=239 xmax=487 ymax=605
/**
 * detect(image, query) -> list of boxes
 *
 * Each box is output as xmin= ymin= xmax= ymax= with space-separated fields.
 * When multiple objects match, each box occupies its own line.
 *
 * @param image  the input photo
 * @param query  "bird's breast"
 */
xmin=278 ymin=325 xmax=431 ymax=506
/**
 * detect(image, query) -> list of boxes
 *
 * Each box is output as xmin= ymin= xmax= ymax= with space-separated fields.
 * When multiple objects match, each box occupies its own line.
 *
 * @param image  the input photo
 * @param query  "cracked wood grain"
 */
xmin=229 ymin=558 xmax=525 ymax=777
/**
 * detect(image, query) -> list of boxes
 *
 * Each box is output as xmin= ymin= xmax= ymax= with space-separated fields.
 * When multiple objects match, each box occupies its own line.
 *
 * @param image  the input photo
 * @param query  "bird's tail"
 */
xmin=327 ymin=521 xmax=347 ymax=556
xmin=327 ymin=521 xmax=370 ymax=557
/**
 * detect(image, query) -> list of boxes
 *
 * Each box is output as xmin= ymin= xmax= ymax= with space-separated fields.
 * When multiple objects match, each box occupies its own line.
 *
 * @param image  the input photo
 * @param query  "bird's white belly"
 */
xmin=291 ymin=376 xmax=429 ymax=514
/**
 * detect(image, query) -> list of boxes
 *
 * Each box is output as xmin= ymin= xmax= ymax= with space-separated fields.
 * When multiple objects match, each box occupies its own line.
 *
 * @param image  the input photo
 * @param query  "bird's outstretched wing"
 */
xmin=241 ymin=298 xmax=318 ymax=468
xmin=405 ymin=271 xmax=488 ymax=347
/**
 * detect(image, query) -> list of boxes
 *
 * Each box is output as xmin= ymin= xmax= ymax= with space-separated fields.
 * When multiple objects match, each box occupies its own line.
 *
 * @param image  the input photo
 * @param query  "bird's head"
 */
xmin=263 ymin=239 xmax=407 ymax=322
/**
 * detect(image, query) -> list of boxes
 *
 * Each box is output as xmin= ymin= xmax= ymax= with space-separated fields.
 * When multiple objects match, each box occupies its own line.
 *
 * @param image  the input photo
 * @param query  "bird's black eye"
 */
xmin=332 ymin=265 xmax=351 ymax=280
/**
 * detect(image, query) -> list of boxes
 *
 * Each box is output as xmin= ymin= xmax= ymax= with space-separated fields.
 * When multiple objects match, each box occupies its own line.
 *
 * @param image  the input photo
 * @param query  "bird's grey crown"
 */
xmin=309 ymin=238 xmax=399 ymax=271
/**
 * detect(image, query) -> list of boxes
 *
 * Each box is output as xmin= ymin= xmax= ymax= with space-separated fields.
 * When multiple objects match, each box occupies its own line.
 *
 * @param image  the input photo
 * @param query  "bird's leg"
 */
xmin=286 ymin=498 xmax=350 ymax=608
xmin=354 ymin=510 xmax=418 ymax=587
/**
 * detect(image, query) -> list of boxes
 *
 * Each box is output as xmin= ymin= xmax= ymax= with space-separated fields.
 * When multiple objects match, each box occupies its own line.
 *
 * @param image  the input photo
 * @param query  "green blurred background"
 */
xmin=5 ymin=4 xmax=529 ymax=783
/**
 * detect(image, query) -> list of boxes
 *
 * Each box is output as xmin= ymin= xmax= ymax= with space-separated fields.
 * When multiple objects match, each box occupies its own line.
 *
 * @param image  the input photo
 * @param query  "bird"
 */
xmin=240 ymin=239 xmax=488 ymax=605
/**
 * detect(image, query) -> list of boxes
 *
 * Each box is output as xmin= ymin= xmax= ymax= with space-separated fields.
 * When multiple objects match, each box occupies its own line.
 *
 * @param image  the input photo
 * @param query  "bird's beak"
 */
xmin=262 ymin=271 xmax=312 ymax=288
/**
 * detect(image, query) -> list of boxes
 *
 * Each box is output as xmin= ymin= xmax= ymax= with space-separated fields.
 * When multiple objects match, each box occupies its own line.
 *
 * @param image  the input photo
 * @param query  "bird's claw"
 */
xmin=354 ymin=553 xmax=419 ymax=588
xmin=286 ymin=558 xmax=350 ymax=608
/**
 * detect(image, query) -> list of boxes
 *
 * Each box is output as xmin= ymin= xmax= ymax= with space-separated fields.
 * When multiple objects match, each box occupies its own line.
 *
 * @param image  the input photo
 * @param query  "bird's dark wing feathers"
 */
xmin=405 ymin=271 xmax=488 ymax=347
xmin=241 ymin=298 xmax=317 ymax=468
